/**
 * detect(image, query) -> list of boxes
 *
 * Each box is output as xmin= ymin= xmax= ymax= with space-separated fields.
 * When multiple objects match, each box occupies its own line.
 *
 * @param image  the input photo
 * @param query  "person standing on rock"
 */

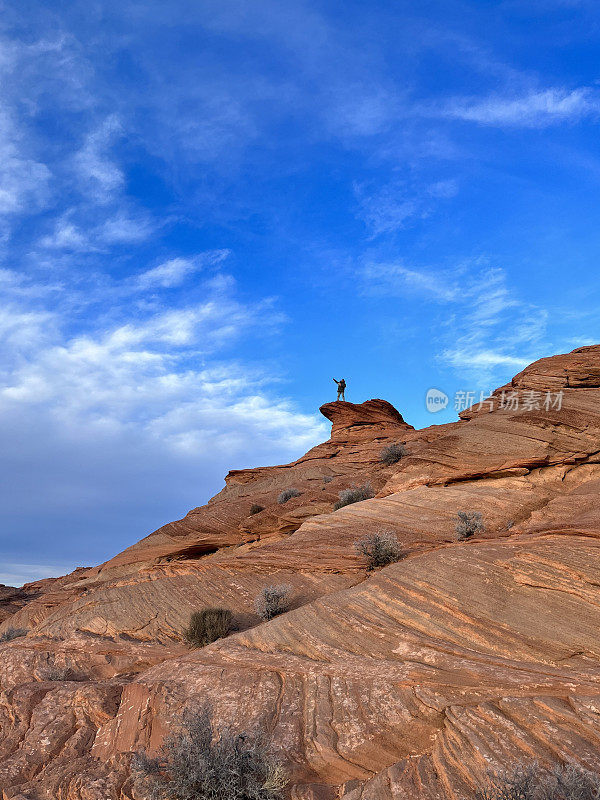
xmin=333 ymin=378 xmax=346 ymax=401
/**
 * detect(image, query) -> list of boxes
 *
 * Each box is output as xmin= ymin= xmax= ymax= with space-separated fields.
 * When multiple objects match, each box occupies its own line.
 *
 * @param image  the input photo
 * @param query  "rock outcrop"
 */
xmin=4 ymin=349 xmax=600 ymax=799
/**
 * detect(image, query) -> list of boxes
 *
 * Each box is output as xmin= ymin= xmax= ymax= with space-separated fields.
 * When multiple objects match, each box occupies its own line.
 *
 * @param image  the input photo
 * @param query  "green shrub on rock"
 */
xmin=183 ymin=608 xmax=233 ymax=648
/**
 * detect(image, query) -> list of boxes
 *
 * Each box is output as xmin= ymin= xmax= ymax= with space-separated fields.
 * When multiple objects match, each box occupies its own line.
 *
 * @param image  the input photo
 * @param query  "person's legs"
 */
xmin=339 ymin=389 xmax=345 ymax=401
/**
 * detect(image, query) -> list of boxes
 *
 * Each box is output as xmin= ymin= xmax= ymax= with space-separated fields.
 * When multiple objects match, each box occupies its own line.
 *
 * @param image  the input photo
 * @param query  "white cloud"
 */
xmin=354 ymin=180 xmax=458 ymax=237
xmin=0 ymin=306 xmax=56 ymax=353
xmin=0 ymin=288 xmax=283 ymax=419
xmin=72 ymin=116 xmax=124 ymax=201
xmin=360 ymin=260 xmax=549 ymax=381
xmin=39 ymin=216 xmax=90 ymax=250
xmin=0 ymin=269 xmax=325 ymax=570
xmin=0 ymin=34 xmax=154 ymax=254
xmin=40 ymin=210 xmax=155 ymax=251
xmin=361 ymin=262 xmax=459 ymax=301
xmin=442 ymin=349 xmax=529 ymax=369
xmin=135 ymin=250 xmax=230 ymax=289
xmin=98 ymin=212 xmax=155 ymax=245
xmin=438 ymin=267 xmax=548 ymax=378
xmin=0 ymin=109 xmax=51 ymax=216
xmin=357 ymin=189 xmax=422 ymax=236
xmin=440 ymin=87 xmax=599 ymax=127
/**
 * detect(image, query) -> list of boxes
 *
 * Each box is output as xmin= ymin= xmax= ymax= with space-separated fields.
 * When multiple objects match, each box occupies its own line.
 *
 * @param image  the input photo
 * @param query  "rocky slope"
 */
xmin=3 ymin=346 xmax=600 ymax=799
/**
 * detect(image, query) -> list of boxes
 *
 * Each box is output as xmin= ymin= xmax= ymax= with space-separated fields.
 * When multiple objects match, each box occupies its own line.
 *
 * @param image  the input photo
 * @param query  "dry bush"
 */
xmin=254 ymin=585 xmax=292 ymax=621
xmin=133 ymin=707 xmax=287 ymax=800
xmin=455 ymin=510 xmax=484 ymax=540
xmin=380 ymin=443 xmax=407 ymax=465
xmin=0 ymin=627 xmax=27 ymax=642
xmin=249 ymin=504 xmax=265 ymax=515
xmin=334 ymin=483 xmax=374 ymax=510
xmin=277 ymin=488 xmax=301 ymax=504
xmin=477 ymin=762 xmax=600 ymax=800
xmin=322 ymin=475 xmax=333 ymax=484
xmin=41 ymin=665 xmax=85 ymax=681
xmin=354 ymin=531 xmax=404 ymax=570
xmin=183 ymin=608 xmax=233 ymax=648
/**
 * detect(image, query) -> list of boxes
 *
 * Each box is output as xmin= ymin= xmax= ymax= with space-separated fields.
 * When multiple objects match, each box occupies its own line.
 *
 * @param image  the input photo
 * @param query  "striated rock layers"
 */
xmin=4 ymin=347 xmax=600 ymax=799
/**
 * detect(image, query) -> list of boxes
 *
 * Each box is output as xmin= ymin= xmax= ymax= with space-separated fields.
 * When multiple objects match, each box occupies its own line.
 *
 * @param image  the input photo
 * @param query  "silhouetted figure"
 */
xmin=333 ymin=378 xmax=346 ymax=401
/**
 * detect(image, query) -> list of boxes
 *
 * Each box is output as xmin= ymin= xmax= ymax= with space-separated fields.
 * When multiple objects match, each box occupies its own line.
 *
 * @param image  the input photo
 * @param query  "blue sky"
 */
xmin=1 ymin=0 xmax=600 ymax=585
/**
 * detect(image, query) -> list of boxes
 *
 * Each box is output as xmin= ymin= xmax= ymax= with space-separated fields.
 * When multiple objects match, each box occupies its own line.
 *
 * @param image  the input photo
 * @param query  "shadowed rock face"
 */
xmin=4 ymin=347 xmax=600 ymax=799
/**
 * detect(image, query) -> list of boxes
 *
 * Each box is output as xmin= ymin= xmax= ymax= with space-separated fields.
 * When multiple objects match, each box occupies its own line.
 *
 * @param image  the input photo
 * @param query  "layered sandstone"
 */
xmin=3 ymin=349 xmax=600 ymax=799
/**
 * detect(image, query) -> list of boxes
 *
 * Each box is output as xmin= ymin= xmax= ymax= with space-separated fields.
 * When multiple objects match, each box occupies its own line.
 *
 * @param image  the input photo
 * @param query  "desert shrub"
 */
xmin=380 ymin=443 xmax=407 ymax=465
xmin=455 ymin=510 xmax=484 ymax=540
xmin=183 ymin=608 xmax=233 ymax=648
xmin=133 ymin=707 xmax=287 ymax=800
xmin=322 ymin=475 xmax=333 ymax=484
xmin=354 ymin=531 xmax=404 ymax=570
xmin=277 ymin=488 xmax=301 ymax=504
xmin=334 ymin=483 xmax=374 ymax=510
xmin=477 ymin=762 xmax=600 ymax=800
xmin=254 ymin=585 xmax=292 ymax=621
xmin=41 ymin=665 xmax=84 ymax=681
xmin=249 ymin=504 xmax=265 ymax=515
xmin=0 ymin=627 xmax=27 ymax=642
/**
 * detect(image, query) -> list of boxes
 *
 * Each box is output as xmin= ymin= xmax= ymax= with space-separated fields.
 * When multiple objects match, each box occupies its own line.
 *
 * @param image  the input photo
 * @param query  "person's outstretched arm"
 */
xmin=333 ymin=378 xmax=339 ymax=385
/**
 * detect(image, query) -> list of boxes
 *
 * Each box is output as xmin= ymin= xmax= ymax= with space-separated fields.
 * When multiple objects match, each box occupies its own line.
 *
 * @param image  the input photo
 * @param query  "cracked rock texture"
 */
xmin=3 ymin=346 xmax=600 ymax=798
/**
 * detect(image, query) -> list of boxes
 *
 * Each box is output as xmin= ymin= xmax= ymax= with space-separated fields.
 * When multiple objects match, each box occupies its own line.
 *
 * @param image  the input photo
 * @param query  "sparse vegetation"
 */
xmin=322 ymin=475 xmax=333 ymax=484
xmin=334 ymin=482 xmax=374 ymax=510
xmin=455 ymin=510 xmax=484 ymax=540
xmin=277 ymin=488 xmax=301 ymax=504
xmin=477 ymin=763 xmax=600 ymax=800
xmin=0 ymin=627 xmax=27 ymax=642
xmin=250 ymin=504 xmax=265 ymax=515
xmin=380 ymin=442 xmax=407 ymax=465
xmin=133 ymin=707 xmax=287 ymax=800
xmin=354 ymin=531 xmax=404 ymax=570
xmin=254 ymin=584 xmax=292 ymax=621
xmin=40 ymin=665 xmax=84 ymax=681
xmin=183 ymin=608 xmax=233 ymax=648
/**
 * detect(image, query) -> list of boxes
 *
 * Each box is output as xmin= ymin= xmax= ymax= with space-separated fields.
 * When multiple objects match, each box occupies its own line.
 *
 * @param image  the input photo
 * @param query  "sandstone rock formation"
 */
xmin=3 ymin=348 xmax=600 ymax=799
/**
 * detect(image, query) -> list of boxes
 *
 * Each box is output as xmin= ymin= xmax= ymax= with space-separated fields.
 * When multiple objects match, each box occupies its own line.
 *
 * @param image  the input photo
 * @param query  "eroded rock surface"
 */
xmin=4 ymin=349 xmax=600 ymax=799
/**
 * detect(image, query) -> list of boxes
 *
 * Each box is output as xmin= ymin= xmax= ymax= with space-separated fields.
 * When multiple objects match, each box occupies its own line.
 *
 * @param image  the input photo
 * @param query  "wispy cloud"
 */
xmin=72 ymin=116 xmax=124 ymax=202
xmin=0 ymin=34 xmax=154 ymax=256
xmin=361 ymin=262 xmax=459 ymax=301
xmin=39 ymin=210 xmax=155 ymax=251
xmin=354 ymin=179 xmax=458 ymax=237
xmin=135 ymin=250 xmax=230 ymax=289
xmin=0 ymin=109 xmax=51 ymax=217
xmin=439 ymin=267 xmax=548 ymax=378
xmin=438 ymin=87 xmax=600 ymax=127
xmin=360 ymin=260 xmax=550 ymax=381
xmin=98 ymin=212 xmax=155 ymax=244
xmin=442 ymin=349 xmax=530 ymax=370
